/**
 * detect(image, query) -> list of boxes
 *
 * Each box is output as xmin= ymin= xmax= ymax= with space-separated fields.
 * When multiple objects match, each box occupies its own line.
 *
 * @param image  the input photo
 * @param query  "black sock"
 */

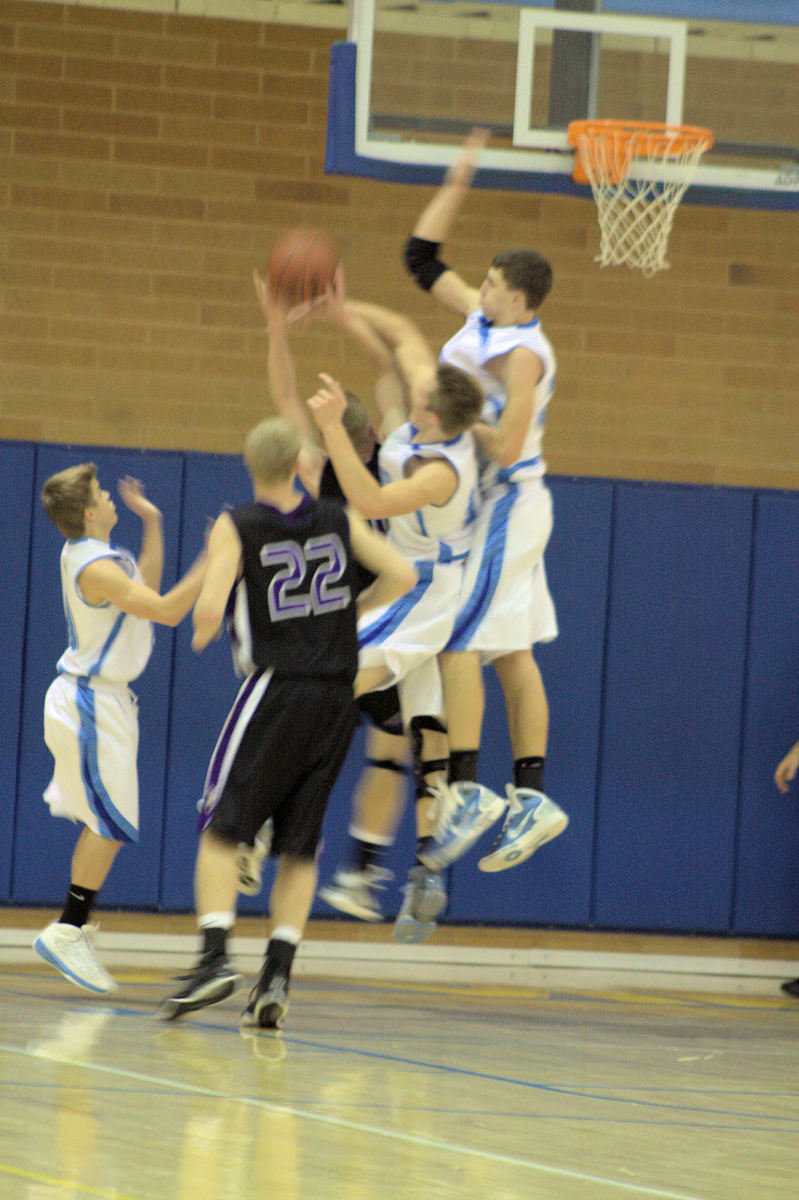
xmin=60 ymin=885 xmax=97 ymax=928
xmin=449 ymin=750 xmax=478 ymax=784
xmin=265 ymin=937 xmax=297 ymax=980
xmin=202 ymin=926 xmax=228 ymax=959
xmin=350 ymin=837 xmax=389 ymax=874
xmin=514 ymin=756 xmax=545 ymax=791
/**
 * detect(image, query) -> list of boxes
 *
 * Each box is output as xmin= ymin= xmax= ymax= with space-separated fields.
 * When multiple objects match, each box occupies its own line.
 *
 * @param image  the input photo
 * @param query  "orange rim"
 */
xmin=567 ymin=119 xmax=714 ymax=185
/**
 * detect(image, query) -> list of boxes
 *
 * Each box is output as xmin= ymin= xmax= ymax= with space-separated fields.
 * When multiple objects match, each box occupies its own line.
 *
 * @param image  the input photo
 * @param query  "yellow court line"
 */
xmin=0 ymin=1161 xmax=144 ymax=1200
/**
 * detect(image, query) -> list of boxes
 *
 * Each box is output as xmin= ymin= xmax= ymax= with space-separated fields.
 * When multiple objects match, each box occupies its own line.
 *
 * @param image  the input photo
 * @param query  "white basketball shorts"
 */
xmin=447 ymin=479 xmax=556 ymax=656
xmin=43 ymin=674 xmax=140 ymax=843
xmin=358 ymin=557 xmax=465 ymax=688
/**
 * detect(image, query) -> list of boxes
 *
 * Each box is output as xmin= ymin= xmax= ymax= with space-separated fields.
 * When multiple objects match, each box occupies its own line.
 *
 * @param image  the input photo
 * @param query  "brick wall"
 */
xmin=2 ymin=1 xmax=798 ymax=486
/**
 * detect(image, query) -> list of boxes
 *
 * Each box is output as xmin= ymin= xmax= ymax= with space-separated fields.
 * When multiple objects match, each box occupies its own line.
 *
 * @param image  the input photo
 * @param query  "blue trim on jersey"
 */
xmin=76 ymin=681 xmax=137 ymax=843
xmin=496 ymin=456 xmax=541 ymax=485
xmin=88 ymin=611 xmax=126 ymax=676
xmin=447 ymin=485 xmax=517 ymax=650
xmin=359 ymin=561 xmax=435 ymax=646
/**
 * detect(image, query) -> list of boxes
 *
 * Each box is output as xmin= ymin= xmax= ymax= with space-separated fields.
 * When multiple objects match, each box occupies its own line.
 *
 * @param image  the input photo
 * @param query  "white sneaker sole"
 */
xmin=478 ymin=810 xmax=569 ymax=872
xmin=318 ymin=885 xmax=382 ymax=922
xmin=418 ymin=795 xmax=506 ymax=869
xmin=33 ymin=935 xmax=116 ymax=995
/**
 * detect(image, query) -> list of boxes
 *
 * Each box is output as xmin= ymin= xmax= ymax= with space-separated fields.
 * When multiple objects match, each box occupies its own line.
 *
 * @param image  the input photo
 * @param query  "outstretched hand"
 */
xmin=285 ymin=267 xmax=347 ymax=327
xmin=118 ymin=476 xmax=161 ymax=521
xmin=445 ymin=126 xmax=490 ymax=188
xmin=253 ymin=267 xmax=288 ymax=329
xmin=307 ymin=372 xmax=348 ymax=430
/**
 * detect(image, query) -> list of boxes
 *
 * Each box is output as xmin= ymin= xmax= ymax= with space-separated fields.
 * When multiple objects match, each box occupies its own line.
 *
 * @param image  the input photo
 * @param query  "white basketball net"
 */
xmin=572 ymin=124 xmax=713 ymax=277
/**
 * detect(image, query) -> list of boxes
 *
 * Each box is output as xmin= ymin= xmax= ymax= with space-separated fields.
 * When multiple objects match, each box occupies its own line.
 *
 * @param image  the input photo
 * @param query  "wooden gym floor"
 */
xmin=0 ymin=912 xmax=797 ymax=1200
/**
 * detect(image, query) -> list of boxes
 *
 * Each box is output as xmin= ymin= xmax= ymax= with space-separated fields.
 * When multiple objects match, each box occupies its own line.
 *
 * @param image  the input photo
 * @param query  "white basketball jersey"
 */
xmin=56 ymin=538 xmax=153 ymax=683
xmin=378 ymin=422 xmax=479 ymax=561
xmin=439 ymin=310 xmax=555 ymax=484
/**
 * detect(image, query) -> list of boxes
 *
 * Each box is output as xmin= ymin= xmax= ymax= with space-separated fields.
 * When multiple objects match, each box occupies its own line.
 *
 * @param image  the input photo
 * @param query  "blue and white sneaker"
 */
xmin=418 ymin=781 xmax=506 ymax=870
xmin=33 ymin=922 xmax=117 ymax=994
xmin=393 ymin=865 xmax=447 ymax=943
xmin=478 ymin=786 xmax=569 ymax=872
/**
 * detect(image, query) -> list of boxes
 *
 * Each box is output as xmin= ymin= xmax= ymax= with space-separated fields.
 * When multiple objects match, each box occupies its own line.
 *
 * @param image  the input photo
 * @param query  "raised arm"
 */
xmin=308 ymin=374 xmax=456 ymax=519
xmin=118 ymin=477 xmax=164 ymax=592
xmin=403 ymin=128 xmax=489 ymax=317
xmin=253 ymin=268 xmax=325 ymax=494
xmin=341 ymin=299 xmax=437 ymax=423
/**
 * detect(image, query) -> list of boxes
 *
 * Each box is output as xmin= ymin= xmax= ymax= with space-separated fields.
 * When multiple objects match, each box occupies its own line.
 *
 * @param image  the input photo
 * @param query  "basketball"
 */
xmin=265 ymin=227 xmax=339 ymax=305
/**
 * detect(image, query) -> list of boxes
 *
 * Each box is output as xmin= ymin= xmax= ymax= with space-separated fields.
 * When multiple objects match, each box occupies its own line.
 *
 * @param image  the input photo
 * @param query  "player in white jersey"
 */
xmin=403 ymin=128 xmax=569 ymax=873
xmin=309 ymin=296 xmax=506 ymax=939
xmin=34 ymin=462 xmax=206 ymax=994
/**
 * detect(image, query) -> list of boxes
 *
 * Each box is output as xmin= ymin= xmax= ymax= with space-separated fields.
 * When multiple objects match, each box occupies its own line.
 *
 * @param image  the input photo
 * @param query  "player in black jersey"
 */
xmin=160 ymin=416 xmax=416 ymax=1027
xmin=251 ymin=271 xmax=419 ymax=926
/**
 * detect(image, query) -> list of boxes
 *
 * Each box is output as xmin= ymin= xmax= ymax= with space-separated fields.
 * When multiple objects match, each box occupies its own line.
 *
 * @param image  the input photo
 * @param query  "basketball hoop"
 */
xmin=567 ymin=120 xmax=714 ymax=277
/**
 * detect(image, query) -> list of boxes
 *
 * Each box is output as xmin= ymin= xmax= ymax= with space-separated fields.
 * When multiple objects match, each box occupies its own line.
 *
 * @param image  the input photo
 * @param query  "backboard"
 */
xmin=326 ymin=0 xmax=799 ymax=209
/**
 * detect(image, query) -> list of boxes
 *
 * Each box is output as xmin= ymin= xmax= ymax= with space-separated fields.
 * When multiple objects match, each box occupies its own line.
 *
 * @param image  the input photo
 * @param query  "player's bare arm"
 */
xmin=253 ymin=268 xmax=326 ymax=497
xmin=347 ymin=510 xmax=417 ymax=620
xmin=775 ymin=740 xmax=799 ymax=794
xmin=79 ymin=550 xmax=206 ymax=628
xmin=473 ymin=346 xmax=541 ymax=467
xmin=118 ymin=476 xmax=164 ymax=592
xmin=309 ymin=378 xmax=457 ymax=518
xmin=192 ymin=511 xmax=242 ymax=652
xmin=405 ymin=128 xmax=489 ymax=317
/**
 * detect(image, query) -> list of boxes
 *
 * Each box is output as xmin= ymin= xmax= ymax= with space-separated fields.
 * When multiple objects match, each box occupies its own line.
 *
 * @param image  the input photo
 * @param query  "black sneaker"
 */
xmin=781 ymin=977 xmax=799 ymax=999
xmin=159 ymin=952 xmax=242 ymax=1021
xmin=240 ymin=964 xmax=290 ymax=1030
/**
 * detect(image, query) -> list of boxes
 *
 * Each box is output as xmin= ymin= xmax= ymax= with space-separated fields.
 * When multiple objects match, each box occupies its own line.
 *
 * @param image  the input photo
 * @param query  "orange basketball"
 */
xmin=265 ymin=227 xmax=339 ymax=304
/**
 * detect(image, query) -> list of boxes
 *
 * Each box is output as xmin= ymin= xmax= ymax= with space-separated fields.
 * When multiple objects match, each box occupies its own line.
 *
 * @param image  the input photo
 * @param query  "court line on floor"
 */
xmin=1 ymin=1040 xmax=713 ymax=1200
xmin=0 ymin=1160 xmax=140 ymax=1200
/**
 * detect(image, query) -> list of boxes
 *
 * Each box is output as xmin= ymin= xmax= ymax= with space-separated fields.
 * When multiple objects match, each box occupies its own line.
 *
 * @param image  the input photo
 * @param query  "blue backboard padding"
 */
xmin=0 ymin=443 xmax=35 ymax=901
xmin=159 ymin=453 xmax=250 ymax=910
xmin=447 ymin=478 xmax=613 ymax=925
xmin=593 ymin=483 xmax=753 ymax=932
xmin=326 ymin=42 xmax=798 ymax=212
xmin=733 ymin=493 xmax=799 ymax=936
xmin=13 ymin=446 xmax=183 ymax=908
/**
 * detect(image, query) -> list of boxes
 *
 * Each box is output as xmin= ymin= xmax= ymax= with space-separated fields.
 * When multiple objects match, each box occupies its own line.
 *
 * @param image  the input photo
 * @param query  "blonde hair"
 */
xmin=244 ymin=417 xmax=301 ymax=483
xmin=42 ymin=462 xmax=98 ymax=539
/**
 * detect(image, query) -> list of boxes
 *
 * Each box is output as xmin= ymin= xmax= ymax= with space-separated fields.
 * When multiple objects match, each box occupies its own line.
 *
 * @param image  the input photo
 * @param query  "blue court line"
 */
xmin=0 ymin=1041 xmax=721 ymax=1200
xmin=5 ymin=993 xmax=796 ymax=1129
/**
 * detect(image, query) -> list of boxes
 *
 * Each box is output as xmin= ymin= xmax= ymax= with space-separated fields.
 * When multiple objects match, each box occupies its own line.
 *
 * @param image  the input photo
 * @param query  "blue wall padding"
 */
xmin=159 ymin=453 xmax=251 ymax=911
xmin=4 ymin=441 xmax=799 ymax=936
xmin=593 ymin=483 xmax=753 ymax=933
xmin=13 ymin=446 xmax=183 ymax=908
xmin=733 ymin=492 xmax=799 ymax=936
xmin=447 ymin=478 xmax=614 ymax=925
xmin=0 ymin=443 xmax=36 ymax=901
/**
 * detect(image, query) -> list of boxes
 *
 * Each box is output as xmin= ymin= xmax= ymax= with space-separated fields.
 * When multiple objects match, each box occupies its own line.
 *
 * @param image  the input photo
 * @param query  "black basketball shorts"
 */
xmin=199 ymin=670 xmax=357 ymax=860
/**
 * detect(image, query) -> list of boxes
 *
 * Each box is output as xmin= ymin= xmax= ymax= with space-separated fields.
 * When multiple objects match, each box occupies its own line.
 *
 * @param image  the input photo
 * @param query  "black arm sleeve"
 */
xmin=403 ymin=236 xmax=450 ymax=292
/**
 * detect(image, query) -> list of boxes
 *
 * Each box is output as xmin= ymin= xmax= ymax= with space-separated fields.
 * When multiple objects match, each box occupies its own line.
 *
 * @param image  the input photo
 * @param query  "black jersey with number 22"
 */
xmin=228 ymin=495 xmax=360 ymax=683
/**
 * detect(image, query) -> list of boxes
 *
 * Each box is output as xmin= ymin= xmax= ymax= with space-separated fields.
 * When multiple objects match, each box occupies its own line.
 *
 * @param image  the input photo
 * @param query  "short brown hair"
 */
xmin=42 ymin=462 xmax=98 ymax=539
xmin=492 ymin=249 xmax=553 ymax=309
xmin=430 ymin=364 xmax=484 ymax=436
xmin=244 ymin=416 xmax=301 ymax=483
